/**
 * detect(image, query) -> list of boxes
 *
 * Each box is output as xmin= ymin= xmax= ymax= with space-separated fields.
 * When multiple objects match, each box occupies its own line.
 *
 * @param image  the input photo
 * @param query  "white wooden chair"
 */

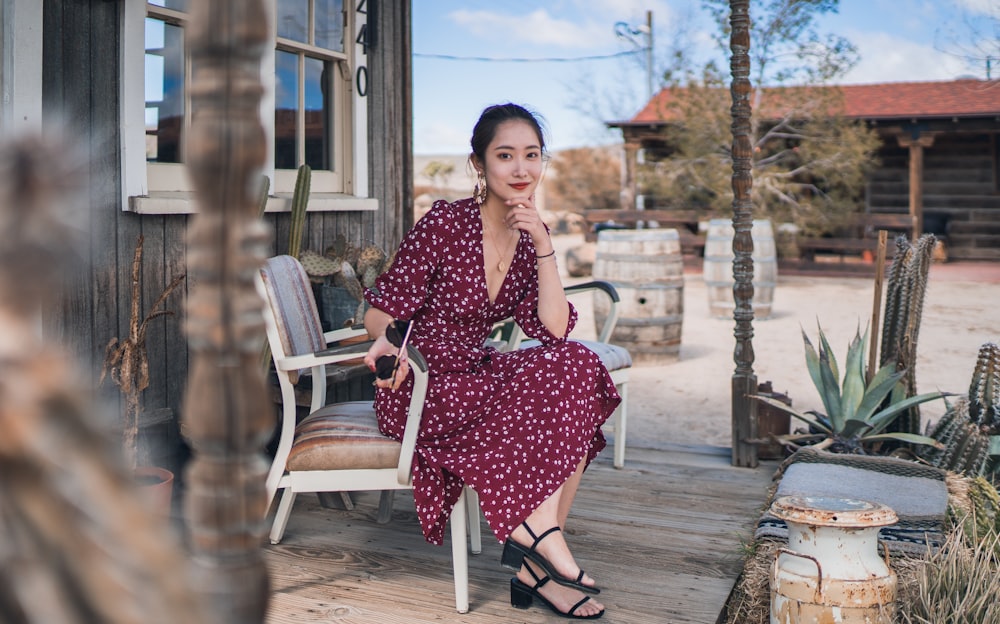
xmin=256 ymin=255 xmax=481 ymax=613
xmin=498 ymin=281 xmax=632 ymax=468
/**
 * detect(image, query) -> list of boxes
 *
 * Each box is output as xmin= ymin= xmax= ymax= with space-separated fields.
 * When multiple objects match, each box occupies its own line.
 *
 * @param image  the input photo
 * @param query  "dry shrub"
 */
xmin=896 ymin=526 xmax=1000 ymax=623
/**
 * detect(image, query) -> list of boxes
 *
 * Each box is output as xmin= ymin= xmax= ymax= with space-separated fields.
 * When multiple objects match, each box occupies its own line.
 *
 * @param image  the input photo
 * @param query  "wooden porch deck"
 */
xmin=262 ymin=444 xmax=777 ymax=623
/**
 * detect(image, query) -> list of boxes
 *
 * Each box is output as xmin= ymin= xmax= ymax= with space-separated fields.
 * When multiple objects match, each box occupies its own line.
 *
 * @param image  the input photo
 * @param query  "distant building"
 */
xmin=609 ymin=79 xmax=1000 ymax=261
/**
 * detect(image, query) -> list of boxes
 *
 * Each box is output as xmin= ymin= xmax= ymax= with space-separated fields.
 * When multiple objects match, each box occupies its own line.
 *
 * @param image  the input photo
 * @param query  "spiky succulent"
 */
xmin=753 ymin=323 xmax=949 ymax=454
xmin=923 ymin=343 xmax=1000 ymax=477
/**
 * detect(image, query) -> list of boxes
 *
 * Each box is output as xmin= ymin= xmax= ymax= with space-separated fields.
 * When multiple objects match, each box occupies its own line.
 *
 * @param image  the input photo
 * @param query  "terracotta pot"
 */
xmin=134 ymin=465 xmax=174 ymax=518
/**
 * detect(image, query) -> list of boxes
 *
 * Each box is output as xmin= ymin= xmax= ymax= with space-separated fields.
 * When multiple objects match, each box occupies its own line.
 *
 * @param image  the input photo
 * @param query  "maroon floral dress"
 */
xmin=364 ymin=198 xmax=620 ymax=545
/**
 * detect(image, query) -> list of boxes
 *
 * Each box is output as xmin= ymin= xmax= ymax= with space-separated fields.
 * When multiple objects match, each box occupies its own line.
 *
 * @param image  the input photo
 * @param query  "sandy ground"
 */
xmin=553 ymin=234 xmax=1000 ymax=451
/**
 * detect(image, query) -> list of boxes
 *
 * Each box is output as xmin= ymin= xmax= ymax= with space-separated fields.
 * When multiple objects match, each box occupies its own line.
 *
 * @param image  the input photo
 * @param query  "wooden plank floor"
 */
xmin=262 ymin=445 xmax=777 ymax=624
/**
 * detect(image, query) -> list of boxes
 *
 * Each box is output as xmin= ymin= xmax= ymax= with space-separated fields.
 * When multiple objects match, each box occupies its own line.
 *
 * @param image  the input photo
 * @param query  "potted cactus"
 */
xmin=299 ymin=236 xmax=392 ymax=330
xmin=100 ymin=234 xmax=185 ymax=513
xmin=752 ymin=323 xmax=950 ymax=455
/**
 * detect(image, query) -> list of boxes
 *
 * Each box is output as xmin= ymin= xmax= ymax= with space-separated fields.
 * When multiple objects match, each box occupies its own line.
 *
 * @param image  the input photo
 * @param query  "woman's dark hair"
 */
xmin=469 ymin=103 xmax=547 ymax=162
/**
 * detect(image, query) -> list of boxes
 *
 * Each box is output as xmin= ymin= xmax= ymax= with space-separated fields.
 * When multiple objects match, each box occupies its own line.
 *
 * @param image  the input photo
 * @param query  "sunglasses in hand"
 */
xmin=375 ymin=319 xmax=413 ymax=380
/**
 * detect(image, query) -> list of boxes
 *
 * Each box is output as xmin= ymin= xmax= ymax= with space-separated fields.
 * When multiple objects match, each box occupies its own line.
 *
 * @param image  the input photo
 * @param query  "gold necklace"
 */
xmin=481 ymin=210 xmax=516 ymax=272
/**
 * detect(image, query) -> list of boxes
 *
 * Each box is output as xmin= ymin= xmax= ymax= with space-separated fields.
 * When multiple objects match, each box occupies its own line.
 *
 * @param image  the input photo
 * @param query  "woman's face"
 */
xmin=478 ymin=120 xmax=544 ymax=205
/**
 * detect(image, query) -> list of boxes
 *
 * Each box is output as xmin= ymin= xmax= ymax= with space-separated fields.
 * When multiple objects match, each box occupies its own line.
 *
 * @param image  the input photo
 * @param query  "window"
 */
xmin=0 ymin=0 xmax=43 ymax=133
xmin=124 ymin=0 xmax=374 ymax=213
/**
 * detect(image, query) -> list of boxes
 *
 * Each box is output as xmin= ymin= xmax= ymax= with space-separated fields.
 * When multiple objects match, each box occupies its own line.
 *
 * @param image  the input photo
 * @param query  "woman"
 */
xmin=363 ymin=103 xmax=619 ymax=620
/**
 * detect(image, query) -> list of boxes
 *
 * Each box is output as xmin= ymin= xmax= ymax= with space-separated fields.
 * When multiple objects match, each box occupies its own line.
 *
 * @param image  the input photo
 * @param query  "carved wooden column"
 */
xmin=897 ymin=132 xmax=936 ymax=239
xmin=728 ymin=0 xmax=758 ymax=468
xmin=182 ymin=0 xmax=272 ymax=621
xmin=620 ymin=139 xmax=640 ymax=211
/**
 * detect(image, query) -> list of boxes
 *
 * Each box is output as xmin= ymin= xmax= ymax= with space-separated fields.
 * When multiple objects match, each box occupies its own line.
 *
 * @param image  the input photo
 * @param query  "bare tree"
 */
xmin=640 ymin=0 xmax=880 ymax=235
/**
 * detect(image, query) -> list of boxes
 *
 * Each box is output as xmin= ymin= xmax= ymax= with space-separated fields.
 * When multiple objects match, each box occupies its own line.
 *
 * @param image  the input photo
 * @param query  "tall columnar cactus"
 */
xmin=287 ymin=164 xmax=311 ymax=258
xmin=879 ymin=234 xmax=936 ymax=437
xmin=923 ymin=343 xmax=1000 ymax=479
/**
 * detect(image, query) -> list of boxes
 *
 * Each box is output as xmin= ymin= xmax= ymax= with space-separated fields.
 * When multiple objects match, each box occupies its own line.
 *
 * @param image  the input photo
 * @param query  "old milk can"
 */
xmin=769 ymin=495 xmax=898 ymax=624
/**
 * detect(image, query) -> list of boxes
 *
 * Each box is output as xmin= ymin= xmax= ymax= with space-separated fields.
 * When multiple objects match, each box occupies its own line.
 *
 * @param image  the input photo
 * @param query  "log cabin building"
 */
xmin=610 ymin=79 xmax=1000 ymax=262
xmin=4 ymin=1 xmax=413 ymax=479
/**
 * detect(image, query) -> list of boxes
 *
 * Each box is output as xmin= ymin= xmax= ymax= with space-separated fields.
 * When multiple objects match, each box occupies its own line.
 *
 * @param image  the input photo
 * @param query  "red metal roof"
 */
xmin=628 ymin=79 xmax=1000 ymax=124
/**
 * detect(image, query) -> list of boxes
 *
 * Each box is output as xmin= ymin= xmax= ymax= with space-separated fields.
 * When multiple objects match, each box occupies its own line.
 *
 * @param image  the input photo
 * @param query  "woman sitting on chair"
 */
xmin=363 ymin=103 xmax=619 ymax=620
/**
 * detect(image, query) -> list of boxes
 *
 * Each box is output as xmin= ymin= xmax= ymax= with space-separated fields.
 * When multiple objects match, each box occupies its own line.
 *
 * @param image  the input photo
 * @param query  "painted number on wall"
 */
xmin=356 ymin=0 xmax=368 ymax=97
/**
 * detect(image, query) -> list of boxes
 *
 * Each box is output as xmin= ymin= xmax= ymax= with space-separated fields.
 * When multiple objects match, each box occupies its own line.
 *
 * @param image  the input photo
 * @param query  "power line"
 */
xmin=413 ymin=49 xmax=645 ymax=63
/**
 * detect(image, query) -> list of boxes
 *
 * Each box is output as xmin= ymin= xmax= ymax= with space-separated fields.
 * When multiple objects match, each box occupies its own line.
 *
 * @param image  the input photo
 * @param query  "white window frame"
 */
xmin=122 ymin=0 xmax=375 ymax=214
xmin=1 ymin=0 xmax=43 ymax=134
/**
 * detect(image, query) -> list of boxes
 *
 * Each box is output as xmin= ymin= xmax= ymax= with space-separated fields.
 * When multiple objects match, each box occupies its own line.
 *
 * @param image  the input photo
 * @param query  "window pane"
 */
xmin=303 ymin=56 xmax=331 ymax=170
xmin=276 ymin=0 xmax=308 ymax=43
xmin=148 ymin=0 xmax=188 ymax=10
xmin=145 ymin=18 xmax=185 ymax=163
xmin=314 ymin=0 xmax=344 ymax=52
xmin=274 ymin=50 xmax=299 ymax=170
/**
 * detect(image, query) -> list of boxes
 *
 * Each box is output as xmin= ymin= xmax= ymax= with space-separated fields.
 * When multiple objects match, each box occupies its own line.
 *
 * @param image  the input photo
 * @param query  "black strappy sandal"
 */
xmin=501 ymin=522 xmax=600 ymax=595
xmin=510 ymin=566 xmax=605 ymax=620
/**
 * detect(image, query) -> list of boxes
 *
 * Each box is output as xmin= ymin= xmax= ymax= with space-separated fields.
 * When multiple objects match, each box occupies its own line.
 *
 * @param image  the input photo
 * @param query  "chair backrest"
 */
xmin=259 ymin=255 xmax=327 ymax=361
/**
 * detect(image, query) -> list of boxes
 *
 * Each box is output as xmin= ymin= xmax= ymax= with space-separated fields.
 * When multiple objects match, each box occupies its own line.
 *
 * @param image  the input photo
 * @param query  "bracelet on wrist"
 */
xmin=535 ymin=250 xmax=556 ymax=259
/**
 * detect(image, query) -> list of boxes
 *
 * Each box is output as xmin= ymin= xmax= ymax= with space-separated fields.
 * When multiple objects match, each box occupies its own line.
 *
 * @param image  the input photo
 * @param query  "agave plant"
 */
xmin=754 ymin=323 xmax=949 ymax=454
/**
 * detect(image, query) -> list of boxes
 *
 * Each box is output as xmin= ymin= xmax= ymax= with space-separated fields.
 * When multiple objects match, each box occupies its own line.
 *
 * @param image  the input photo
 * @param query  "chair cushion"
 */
xmin=287 ymin=401 xmax=401 ymax=471
xmin=520 ymin=338 xmax=632 ymax=372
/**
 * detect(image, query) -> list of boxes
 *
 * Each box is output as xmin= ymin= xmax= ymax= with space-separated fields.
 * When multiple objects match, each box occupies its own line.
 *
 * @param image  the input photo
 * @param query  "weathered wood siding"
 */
xmin=868 ymin=132 xmax=1000 ymax=261
xmin=41 ymin=1 xmax=412 ymax=475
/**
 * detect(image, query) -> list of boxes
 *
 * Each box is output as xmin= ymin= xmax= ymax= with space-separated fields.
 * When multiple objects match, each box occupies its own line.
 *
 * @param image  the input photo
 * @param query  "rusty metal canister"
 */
xmin=769 ymin=495 xmax=898 ymax=624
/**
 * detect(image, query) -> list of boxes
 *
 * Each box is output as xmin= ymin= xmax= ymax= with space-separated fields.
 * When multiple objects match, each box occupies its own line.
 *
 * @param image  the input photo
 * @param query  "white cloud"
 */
xmin=840 ymin=31 xmax=973 ymax=84
xmin=447 ymin=8 xmax=612 ymax=49
xmin=956 ymin=0 xmax=1000 ymax=17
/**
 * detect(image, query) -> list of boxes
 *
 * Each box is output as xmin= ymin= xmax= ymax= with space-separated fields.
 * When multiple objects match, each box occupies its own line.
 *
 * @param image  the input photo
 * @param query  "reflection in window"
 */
xmin=277 ymin=0 xmax=344 ymax=52
xmin=274 ymin=0 xmax=342 ymax=173
xmin=276 ymin=0 xmax=308 ymax=43
xmin=304 ymin=57 xmax=330 ymax=171
xmin=274 ymin=50 xmax=299 ymax=170
xmin=275 ymin=51 xmax=333 ymax=172
xmin=148 ymin=0 xmax=187 ymax=9
xmin=314 ymin=0 xmax=344 ymax=51
xmin=145 ymin=17 xmax=185 ymax=163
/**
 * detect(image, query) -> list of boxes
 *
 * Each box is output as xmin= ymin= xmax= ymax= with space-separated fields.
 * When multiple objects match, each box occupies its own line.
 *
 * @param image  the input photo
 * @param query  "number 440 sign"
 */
xmin=355 ymin=0 xmax=371 ymax=97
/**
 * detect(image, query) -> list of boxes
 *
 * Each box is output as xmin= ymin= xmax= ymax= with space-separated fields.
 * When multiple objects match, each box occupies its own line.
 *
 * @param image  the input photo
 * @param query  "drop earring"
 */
xmin=473 ymin=170 xmax=488 ymax=205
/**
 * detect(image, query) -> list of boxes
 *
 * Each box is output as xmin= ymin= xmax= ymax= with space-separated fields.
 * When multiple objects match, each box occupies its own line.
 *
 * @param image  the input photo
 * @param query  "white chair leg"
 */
xmin=465 ymin=487 xmax=482 ymax=555
xmin=269 ymin=488 xmax=297 ymax=544
xmin=450 ymin=490 xmax=470 ymax=613
xmin=614 ymin=382 xmax=628 ymax=469
xmin=376 ymin=490 xmax=395 ymax=524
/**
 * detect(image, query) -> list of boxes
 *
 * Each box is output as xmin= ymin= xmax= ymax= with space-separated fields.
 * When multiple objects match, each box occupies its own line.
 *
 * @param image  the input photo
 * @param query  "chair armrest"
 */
xmin=564 ymin=280 xmax=620 ymax=344
xmin=322 ymin=326 xmax=368 ymax=345
xmin=274 ymin=340 xmax=374 ymax=372
xmin=564 ymin=280 xmax=621 ymax=342
xmin=396 ymin=344 xmax=429 ymax=485
xmin=497 ymin=280 xmax=623 ymax=350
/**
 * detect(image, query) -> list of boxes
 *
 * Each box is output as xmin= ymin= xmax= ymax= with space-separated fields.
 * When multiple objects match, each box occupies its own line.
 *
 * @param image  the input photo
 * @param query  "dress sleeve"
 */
xmin=364 ymin=202 xmax=445 ymax=320
xmin=512 ymin=276 xmax=578 ymax=345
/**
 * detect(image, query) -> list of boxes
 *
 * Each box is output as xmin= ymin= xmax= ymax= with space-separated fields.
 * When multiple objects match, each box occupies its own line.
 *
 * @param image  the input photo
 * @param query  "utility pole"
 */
xmin=615 ymin=10 xmax=654 ymax=101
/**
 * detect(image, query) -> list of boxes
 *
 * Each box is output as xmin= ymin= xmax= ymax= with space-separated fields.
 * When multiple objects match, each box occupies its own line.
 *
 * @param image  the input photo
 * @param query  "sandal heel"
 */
xmin=510 ymin=579 xmax=534 ymax=609
xmin=500 ymin=539 xmax=526 ymax=571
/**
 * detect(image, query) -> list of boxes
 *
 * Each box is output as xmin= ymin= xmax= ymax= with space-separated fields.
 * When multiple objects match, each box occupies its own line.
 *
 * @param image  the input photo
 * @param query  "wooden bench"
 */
xmin=582 ymin=209 xmax=707 ymax=256
xmin=796 ymin=213 xmax=916 ymax=261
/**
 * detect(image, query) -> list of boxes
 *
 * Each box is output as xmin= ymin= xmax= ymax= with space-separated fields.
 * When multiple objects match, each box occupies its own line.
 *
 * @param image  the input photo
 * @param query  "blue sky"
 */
xmin=412 ymin=0 xmax=998 ymax=154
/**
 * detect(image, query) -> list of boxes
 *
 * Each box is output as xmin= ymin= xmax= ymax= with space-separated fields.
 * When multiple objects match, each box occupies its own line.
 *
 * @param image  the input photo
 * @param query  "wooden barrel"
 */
xmin=592 ymin=229 xmax=684 ymax=363
xmin=702 ymin=219 xmax=777 ymax=319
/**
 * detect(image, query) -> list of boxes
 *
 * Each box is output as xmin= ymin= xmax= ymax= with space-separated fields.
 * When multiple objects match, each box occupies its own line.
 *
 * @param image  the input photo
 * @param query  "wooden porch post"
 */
xmin=729 ymin=0 xmax=758 ymax=468
xmin=182 ymin=0 xmax=272 ymax=621
xmin=620 ymin=139 xmax=640 ymax=211
xmin=897 ymin=132 xmax=936 ymax=240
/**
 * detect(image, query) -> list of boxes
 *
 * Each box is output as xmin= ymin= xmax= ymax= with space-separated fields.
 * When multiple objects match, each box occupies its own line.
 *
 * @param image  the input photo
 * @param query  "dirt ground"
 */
xmin=553 ymin=233 xmax=1000 ymax=452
